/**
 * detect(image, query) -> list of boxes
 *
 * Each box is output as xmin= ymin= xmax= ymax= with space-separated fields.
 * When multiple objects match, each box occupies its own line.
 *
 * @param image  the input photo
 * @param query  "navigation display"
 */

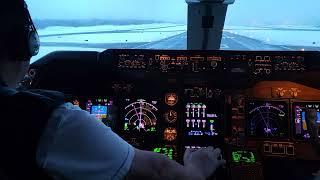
xmin=123 ymin=98 xmax=158 ymax=133
xmin=246 ymin=100 xmax=288 ymax=138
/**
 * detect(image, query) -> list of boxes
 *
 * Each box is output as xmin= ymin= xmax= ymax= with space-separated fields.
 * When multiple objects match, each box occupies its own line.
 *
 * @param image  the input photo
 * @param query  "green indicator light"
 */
xmin=153 ymin=147 xmax=175 ymax=160
xmin=210 ymin=120 xmax=215 ymax=123
xmin=249 ymin=152 xmax=256 ymax=163
xmin=124 ymin=123 xmax=129 ymax=131
xmin=232 ymin=152 xmax=241 ymax=163
xmin=147 ymin=127 xmax=156 ymax=132
xmin=153 ymin=148 xmax=161 ymax=153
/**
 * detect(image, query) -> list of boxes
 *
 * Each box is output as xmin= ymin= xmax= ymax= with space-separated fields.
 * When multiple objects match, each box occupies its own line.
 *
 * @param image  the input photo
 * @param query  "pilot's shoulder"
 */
xmin=50 ymin=102 xmax=100 ymax=128
xmin=53 ymin=102 xmax=92 ymax=118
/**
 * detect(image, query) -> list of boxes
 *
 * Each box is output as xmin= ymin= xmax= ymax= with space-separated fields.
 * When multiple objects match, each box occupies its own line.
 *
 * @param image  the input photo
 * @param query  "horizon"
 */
xmin=26 ymin=0 xmax=320 ymax=26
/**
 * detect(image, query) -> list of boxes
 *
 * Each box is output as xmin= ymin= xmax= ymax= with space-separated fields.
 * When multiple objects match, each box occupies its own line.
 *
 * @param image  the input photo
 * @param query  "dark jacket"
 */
xmin=0 ymin=81 xmax=64 ymax=179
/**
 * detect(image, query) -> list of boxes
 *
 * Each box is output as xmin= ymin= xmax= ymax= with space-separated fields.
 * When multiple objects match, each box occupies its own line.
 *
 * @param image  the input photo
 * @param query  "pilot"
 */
xmin=0 ymin=1 xmax=225 ymax=179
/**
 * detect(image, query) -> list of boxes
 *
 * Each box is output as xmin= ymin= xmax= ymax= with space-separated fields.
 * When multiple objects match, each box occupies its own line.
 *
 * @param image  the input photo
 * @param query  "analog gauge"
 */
xmin=164 ymin=127 xmax=178 ymax=141
xmin=164 ymin=110 xmax=177 ymax=123
xmin=165 ymin=93 xmax=178 ymax=106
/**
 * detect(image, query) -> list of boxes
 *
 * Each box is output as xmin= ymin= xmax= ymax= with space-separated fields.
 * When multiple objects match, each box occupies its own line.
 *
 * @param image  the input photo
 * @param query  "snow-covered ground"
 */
xmin=32 ymin=23 xmax=186 ymax=62
xmin=38 ymin=23 xmax=186 ymax=36
xmin=40 ymin=31 xmax=184 ymax=44
xmin=31 ymin=23 xmax=320 ymax=63
xmin=224 ymin=25 xmax=320 ymax=47
xmin=39 ymin=23 xmax=186 ymax=44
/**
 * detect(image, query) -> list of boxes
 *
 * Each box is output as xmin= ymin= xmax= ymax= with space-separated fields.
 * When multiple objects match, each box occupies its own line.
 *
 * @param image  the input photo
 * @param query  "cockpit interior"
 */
xmin=17 ymin=0 xmax=320 ymax=179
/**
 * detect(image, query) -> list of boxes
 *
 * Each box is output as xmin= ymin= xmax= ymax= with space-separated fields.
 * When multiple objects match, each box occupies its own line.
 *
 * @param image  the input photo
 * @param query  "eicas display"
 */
xmin=247 ymin=101 xmax=288 ymax=138
xmin=185 ymin=102 xmax=219 ymax=136
xmin=124 ymin=99 xmax=158 ymax=132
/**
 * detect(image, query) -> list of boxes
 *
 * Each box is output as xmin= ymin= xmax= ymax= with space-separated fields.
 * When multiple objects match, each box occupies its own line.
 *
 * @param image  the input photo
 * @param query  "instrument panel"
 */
xmin=29 ymin=49 xmax=320 ymax=180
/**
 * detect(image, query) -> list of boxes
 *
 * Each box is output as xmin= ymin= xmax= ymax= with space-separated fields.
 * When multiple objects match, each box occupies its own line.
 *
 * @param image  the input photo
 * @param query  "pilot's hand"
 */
xmin=183 ymin=147 xmax=226 ymax=180
xmin=313 ymin=169 xmax=320 ymax=180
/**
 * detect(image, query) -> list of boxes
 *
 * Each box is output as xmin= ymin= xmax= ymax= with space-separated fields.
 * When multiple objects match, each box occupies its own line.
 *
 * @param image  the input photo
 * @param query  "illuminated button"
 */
xmin=276 ymin=88 xmax=286 ymax=97
xmin=290 ymin=88 xmax=300 ymax=98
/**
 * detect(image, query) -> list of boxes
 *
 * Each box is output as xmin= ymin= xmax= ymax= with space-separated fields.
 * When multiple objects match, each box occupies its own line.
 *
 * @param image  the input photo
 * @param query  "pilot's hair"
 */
xmin=0 ymin=0 xmax=33 ymax=60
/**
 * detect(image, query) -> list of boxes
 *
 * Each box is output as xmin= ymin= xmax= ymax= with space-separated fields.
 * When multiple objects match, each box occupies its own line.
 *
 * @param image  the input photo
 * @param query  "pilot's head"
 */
xmin=0 ymin=0 xmax=39 ymax=88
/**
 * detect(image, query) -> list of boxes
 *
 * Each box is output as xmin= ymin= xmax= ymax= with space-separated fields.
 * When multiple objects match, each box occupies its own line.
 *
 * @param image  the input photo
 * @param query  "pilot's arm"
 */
xmin=126 ymin=147 xmax=224 ymax=180
xmin=37 ymin=103 xmax=225 ymax=180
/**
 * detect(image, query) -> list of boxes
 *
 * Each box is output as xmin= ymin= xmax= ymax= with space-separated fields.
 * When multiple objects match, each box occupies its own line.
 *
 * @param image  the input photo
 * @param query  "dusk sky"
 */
xmin=26 ymin=0 xmax=320 ymax=25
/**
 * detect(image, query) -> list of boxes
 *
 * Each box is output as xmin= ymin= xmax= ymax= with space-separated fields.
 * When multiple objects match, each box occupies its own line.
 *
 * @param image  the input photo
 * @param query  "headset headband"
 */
xmin=23 ymin=2 xmax=40 ymax=57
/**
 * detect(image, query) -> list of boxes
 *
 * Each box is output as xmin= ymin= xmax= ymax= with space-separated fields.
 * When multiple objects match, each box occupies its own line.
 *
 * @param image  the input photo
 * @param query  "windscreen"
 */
xmin=26 ymin=0 xmax=320 ymax=63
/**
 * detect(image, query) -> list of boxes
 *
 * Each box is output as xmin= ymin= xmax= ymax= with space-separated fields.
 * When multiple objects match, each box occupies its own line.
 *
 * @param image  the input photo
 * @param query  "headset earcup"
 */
xmin=28 ymin=30 xmax=40 ymax=57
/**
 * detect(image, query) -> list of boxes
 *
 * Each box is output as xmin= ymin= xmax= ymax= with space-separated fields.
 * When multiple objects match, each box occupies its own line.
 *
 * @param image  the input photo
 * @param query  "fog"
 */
xmin=26 ymin=0 xmax=320 ymax=25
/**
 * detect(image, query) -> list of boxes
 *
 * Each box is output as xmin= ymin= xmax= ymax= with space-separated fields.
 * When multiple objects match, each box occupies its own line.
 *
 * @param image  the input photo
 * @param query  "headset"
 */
xmin=1 ymin=1 xmax=40 ymax=61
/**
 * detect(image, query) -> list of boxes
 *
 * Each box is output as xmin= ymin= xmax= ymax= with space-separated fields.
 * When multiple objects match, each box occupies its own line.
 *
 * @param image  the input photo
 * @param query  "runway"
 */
xmin=40 ymin=31 xmax=320 ymax=51
xmin=33 ymin=25 xmax=320 ymax=62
